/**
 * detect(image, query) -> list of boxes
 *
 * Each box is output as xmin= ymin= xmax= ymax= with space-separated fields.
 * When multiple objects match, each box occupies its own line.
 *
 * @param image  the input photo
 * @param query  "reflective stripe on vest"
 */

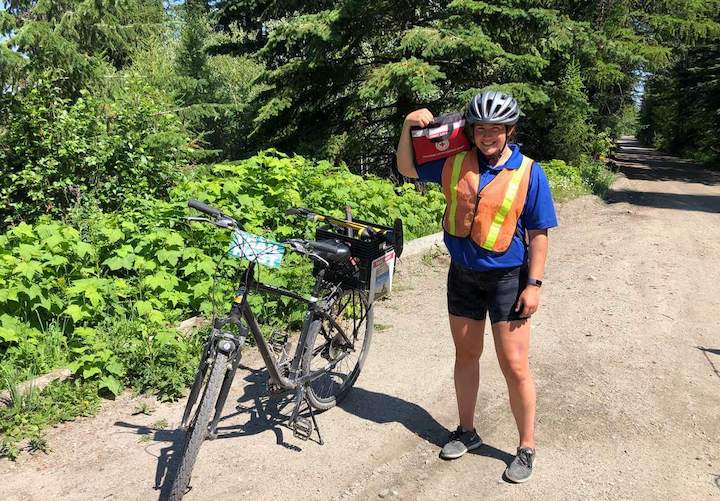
xmin=447 ymin=151 xmax=469 ymax=236
xmin=481 ymin=157 xmax=531 ymax=250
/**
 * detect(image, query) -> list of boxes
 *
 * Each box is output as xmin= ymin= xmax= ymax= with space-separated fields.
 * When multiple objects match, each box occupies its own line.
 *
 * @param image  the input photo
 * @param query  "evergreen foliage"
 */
xmin=212 ymin=0 xmax=719 ymax=172
xmin=2 ymin=0 xmax=167 ymax=95
xmin=639 ymin=40 xmax=720 ymax=164
xmin=547 ymin=61 xmax=593 ymax=164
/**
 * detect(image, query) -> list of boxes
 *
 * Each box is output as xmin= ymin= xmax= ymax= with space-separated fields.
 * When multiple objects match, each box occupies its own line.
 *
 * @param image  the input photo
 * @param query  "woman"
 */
xmin=395 ymin=91 xmax=557 ymax=483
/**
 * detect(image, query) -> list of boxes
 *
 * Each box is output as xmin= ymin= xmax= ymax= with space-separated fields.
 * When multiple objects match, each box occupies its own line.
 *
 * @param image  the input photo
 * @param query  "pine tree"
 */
xmin=1 ymin=0 xmax=166 ymax=95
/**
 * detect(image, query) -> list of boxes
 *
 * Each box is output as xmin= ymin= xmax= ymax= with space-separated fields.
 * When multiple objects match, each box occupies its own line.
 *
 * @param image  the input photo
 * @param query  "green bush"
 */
xmin=0 ymin=76 xmax=191 ymax=227
xmin=544 ymin=157 xmax=614 ymax=201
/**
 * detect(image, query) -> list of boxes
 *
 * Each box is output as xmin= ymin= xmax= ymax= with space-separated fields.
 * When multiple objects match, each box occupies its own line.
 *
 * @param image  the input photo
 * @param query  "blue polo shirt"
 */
xmin=417 ymin=144 xmax=557 ymax=270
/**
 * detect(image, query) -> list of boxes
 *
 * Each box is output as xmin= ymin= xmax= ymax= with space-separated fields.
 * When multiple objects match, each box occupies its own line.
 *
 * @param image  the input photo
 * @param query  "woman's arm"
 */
xmin=526 ymin=229 xmax=548 ymax=282
xmin=396 ymin=108 xmax=434 ymax=178
xmin=515 ymin=229 xmax=548 ymax=317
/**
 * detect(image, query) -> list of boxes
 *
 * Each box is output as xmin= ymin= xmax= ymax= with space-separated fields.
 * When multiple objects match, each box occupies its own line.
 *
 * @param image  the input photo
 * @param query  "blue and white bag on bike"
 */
xmin=228 ymin=230 xmax=285 ymax=268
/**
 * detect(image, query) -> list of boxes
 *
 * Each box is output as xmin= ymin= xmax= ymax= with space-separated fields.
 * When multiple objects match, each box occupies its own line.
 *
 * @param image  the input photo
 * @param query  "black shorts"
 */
xmin=447 ymin=261 xmax=528 ymax=324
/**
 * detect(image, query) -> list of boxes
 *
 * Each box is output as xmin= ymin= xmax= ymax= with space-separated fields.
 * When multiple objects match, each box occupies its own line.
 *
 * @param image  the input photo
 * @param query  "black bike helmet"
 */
xmin=465 ymin=91 xmax=520 ymax=125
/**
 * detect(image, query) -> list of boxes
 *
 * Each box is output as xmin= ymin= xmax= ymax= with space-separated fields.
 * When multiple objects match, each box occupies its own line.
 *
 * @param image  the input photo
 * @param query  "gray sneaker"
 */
xmin=505 ymin=447 xmax=535 ymax=483
xmin=439 ymin=426 xmax=482 ymax=459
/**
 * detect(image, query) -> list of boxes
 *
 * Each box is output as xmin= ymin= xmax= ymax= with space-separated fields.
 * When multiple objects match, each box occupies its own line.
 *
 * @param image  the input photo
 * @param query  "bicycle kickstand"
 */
xmin=289 ymin=385 xmax=324 ymax=445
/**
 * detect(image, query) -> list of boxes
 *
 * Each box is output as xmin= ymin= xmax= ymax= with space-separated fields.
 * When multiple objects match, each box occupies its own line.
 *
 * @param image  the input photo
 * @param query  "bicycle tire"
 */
xmin=168 ymin=352 xmax=229 ymax=500
xmin=180 ymin=342 xmax=212 ymax=430
xmin=302 ymin=288 xmax=373 ymax=411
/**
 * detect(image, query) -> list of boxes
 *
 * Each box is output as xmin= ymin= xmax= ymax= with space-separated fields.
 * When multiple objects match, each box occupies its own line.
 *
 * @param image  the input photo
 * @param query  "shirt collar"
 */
xmin=476 ymin=143 xmax=521 ymax=171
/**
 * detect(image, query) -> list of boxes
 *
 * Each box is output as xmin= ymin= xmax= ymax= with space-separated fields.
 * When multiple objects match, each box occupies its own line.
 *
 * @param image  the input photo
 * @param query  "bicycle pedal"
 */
xmin=266 ymin=381 xmax=287 ymax=396
xmin=292 ymin=416 xmax=313 ymax=441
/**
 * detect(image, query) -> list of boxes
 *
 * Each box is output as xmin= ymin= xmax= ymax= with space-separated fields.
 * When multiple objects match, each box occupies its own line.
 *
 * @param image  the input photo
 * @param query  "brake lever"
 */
xmin=186 ymin=216 xmax=212 ymax=223
xmin=215 ymin=217 xmax=237 ymax=229
xmin=286 ymin=239 xmax=329 ymax=267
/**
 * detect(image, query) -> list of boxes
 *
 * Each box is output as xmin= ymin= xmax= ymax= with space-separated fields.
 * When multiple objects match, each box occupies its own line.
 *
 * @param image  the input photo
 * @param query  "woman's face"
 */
xmin=473 ymin=124 xmax=509 ymax=157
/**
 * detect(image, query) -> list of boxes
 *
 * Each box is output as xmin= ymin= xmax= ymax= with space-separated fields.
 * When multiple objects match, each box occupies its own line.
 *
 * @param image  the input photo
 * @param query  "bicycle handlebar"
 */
xmin=188 ymin=201 xmax=402 ymax=257
xmin=188 ymin=199 xmax=223 ymax=218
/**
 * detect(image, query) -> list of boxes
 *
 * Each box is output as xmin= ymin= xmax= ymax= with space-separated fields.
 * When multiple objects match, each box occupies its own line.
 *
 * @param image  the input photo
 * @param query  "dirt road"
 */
xmin=2 ymin=139 xmax=719 ymax=500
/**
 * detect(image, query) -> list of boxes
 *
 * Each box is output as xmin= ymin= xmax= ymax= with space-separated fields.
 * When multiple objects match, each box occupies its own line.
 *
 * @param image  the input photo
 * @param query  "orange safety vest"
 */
xmin=441 ymin=149 xmax=533 ymax=253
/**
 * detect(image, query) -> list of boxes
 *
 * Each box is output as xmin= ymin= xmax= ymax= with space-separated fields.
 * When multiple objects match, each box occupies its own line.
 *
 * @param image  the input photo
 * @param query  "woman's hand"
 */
xmin=396 ymin=108 xmax=434 ymax=178
xmin=404 ymin=108 xmax=434 ymax=129
xmin=515 ymin=286 xmax=540 ymax=318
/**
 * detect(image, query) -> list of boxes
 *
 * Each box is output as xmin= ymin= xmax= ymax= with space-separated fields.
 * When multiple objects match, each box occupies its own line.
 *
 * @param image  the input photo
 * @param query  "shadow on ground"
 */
xmin=112 ymin=420 xmax=184 ymax=497
xmin=115 ymin=366 xmax=518 ymax=498
xmin=606 ymin=191 xmax=720 ymax=213
xmin=698 ymin=347 xmax=720 ymax=381
xmin=612 ymin=139 xmax=720 ymax=186
xmin=607 ymin=139 xmax=720 ymax=214
xmin=338 ymin=386 xmax=514 ymax=466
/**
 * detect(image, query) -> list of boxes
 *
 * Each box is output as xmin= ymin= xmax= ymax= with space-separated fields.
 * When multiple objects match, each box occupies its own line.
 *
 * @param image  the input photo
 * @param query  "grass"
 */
xmin=421 ymin=244 xmax=447 ymax=266
xmin=152 ymin=418 xmax=169 ymax=430
xmin=27 ymin=434 xmax=50 ymax=454
xmin=138 ymin=434 xmax=153 ymax=444
xmin=0 ymin=379 xmax=101 ymax=460
xmin=132 ymin=401 xmax=156 ymax=416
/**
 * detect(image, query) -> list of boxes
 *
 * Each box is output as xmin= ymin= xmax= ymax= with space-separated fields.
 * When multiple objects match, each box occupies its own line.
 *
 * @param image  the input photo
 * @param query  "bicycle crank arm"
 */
xmin=289 ymin=385 xmax=324 ymax=445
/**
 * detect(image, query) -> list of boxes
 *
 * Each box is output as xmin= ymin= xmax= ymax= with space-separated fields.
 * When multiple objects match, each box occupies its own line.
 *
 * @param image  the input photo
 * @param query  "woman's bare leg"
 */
xmin=449 ymin=314 xmax=486 ymax=431
xmin=491 ymin=319 xmax=535 ymax=448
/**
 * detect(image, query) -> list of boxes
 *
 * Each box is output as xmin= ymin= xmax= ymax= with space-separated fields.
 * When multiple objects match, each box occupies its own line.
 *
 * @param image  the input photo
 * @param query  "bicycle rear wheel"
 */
xmin=169 ymin=352 xmax=229 ymax=500
xmin=302 ymin=288 xmax=373 ymax=410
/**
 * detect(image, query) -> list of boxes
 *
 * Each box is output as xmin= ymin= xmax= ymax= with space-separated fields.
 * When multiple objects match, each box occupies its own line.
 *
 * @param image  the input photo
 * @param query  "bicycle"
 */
xmin=166 ymin=199 xmax=403 ymax=500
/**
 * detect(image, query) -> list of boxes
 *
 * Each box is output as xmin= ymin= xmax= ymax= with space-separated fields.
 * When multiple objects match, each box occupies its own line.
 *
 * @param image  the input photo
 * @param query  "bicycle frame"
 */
xmin=185 ymin=256 xmax=367 ymax=443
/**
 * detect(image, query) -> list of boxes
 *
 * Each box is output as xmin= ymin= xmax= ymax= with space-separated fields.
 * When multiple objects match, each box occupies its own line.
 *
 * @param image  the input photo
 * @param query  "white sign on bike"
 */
xmin=228 ymin=229 xmax=285 ymax=268
xmin=369 ymin=249 xmax=395 ymax=303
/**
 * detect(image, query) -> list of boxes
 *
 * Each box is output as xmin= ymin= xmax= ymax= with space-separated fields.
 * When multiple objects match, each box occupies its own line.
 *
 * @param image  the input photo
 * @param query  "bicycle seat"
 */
xmin=307 ymin=239 xmax=351 ymax=263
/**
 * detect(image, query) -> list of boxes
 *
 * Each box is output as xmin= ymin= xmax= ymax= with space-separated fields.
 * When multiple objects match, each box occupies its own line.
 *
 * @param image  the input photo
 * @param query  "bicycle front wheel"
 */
xmin=169 ymin=351 xmax=229 ymax=500
xmin=302 ymin=288 xmax=373 ymax=411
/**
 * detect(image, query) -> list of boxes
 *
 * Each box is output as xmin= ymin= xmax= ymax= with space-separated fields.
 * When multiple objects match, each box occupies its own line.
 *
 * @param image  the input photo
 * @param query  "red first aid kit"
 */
xmin=411 ymin=112 xmax=471 ymax=163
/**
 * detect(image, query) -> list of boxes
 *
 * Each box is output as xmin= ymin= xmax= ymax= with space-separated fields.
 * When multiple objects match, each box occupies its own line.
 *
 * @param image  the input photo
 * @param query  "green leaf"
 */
xmin=154 ymin=330 xmax=175 ymax=346
xmin=64 ymin=304 xmax=90 ymax=322
xmin=143 ymin=272 xmax=177 ymax=291
xmin=196 ymin=258 xmax=215 ymax=276
xmin=135 ymin=300 xmax=154 ymax=316
xmin=75 ymin=242 xmax=95 ymax=259
xmin=101 ymin=228 xmax=125 ymax=244
xmin=17 ymin=244 xmax=40 ymax=260
xmin=156 ymin=249 xmax=181 ymax=266
xmin=44 ymin=233 xmax=65 ymax=251
xmin=10 ymin=223 xmax=34 ymax=240
xmin=105 ymin=358 xmax=124 ymax=377
xmin=99 ymin=375 xmax=122 ymax=396
xmin=0 ymin=326 xmax=19 ymax=343
xmin=14 ymin=260 xmax=43 ymax=280
xmin=191 ymin=279 xmax=212 ymax=297
xmin=148 ymin=309 xmax=165 ymax=324
xmin=164 ymin=233 xmax=184 ymax=248
xmin=83 ymin=366 xmax=102 ymax=379
xmin=46 ymin=255 xmax=69 ymax=267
